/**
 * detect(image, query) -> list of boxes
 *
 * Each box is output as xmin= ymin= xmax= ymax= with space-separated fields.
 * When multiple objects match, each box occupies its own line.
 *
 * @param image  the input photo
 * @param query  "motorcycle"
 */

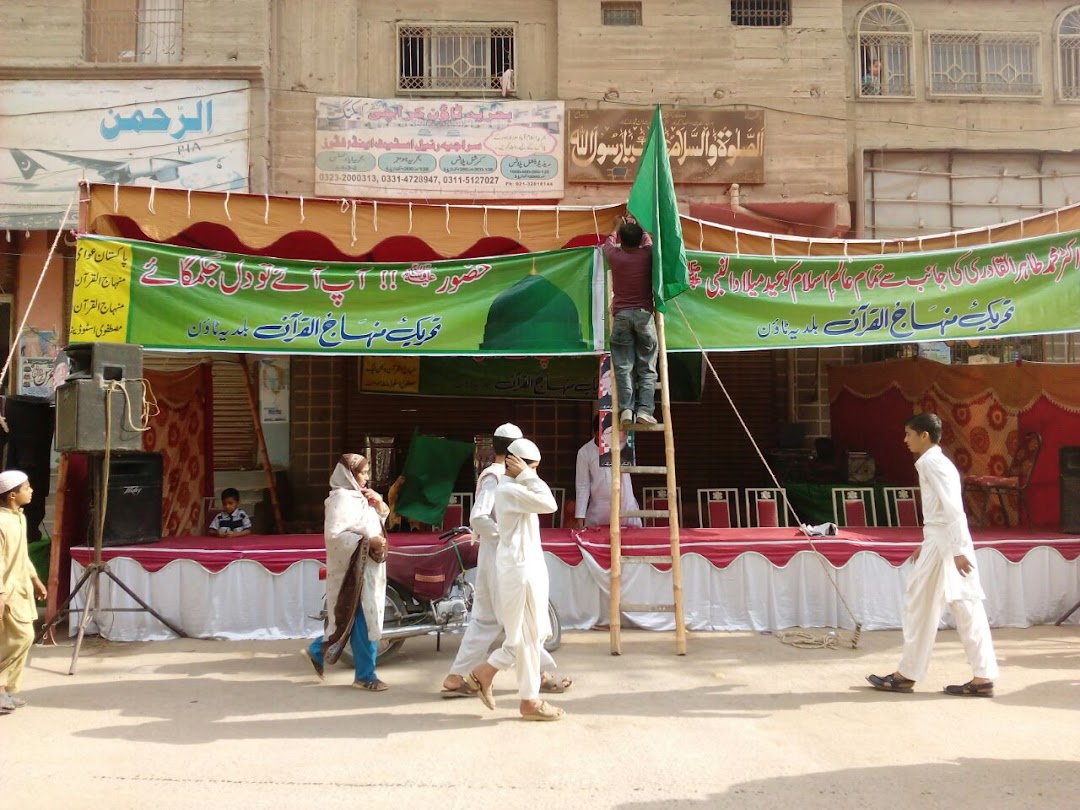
xmin=318 ymin=526 xmax=562 ymax=662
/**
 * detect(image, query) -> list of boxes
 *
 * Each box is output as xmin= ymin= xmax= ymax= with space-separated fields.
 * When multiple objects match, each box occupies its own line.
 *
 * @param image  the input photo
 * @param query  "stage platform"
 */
xmin=68 ymin=527 xmax=1080 ymax=642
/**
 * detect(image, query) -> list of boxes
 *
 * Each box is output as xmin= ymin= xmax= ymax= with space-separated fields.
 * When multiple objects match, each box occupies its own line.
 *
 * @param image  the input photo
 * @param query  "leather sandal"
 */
xmin=944 ymin=680 xmax=994 ymax=698
xmin=521 ymin=700 xmax=565 ymax=721
xmin=464 ymin=672 xmax=496 ymax=711
xmin=866 ymin=673 xmax=916 ymax=693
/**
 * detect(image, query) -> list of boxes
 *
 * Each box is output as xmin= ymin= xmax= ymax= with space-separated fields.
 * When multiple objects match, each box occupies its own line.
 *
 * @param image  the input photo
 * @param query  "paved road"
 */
xmin=5 ymin=627 xmax=1079 ymax=808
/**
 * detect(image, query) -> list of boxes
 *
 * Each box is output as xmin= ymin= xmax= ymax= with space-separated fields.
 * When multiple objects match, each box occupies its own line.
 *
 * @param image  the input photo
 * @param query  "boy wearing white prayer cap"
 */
xmin=0 ymin=470 xmax=46 ymax=714
xmin=465 ymin=438 xmax=566 ymax=720
xmin=441 ymin=426 xmax=569 ymax=698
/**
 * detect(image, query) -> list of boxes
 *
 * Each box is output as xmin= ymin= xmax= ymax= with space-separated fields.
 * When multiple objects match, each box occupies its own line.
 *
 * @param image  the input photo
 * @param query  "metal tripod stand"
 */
xmin=36 ymin=454 xmax=185 ymax=674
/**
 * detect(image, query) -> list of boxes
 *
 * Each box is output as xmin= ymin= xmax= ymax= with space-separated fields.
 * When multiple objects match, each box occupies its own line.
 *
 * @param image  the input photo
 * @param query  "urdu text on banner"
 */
xmin=314 ymin=97 xmax=564 ymax=199
xmin=662 ymin=231 xmax=1080 ymax=351
xmin=70 ymin=236 xmax=599 ymax=356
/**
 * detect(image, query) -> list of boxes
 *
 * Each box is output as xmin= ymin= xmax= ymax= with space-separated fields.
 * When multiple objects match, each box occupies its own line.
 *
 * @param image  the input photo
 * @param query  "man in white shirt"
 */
xmin=867 ymin=412 xmax=998 ymax=697
xmin=574 ymin=416 xmax=643 ymax=529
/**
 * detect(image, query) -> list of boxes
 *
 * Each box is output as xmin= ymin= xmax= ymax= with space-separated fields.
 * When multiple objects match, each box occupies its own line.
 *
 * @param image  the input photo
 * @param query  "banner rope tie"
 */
xmin=299 ymin=196 xmax=305 ymax=224
xmin=372 ymin=200 xmax=378 ymax=232
xmin=148 ymin=186 xmax=156 ymax=214
xmin=186 ymin=188 xmax=192 ymax=219
xmin=114 ymin=183 xmax=120 ymax=212
xmin=224 ymin=192 xmax=231 ymax=221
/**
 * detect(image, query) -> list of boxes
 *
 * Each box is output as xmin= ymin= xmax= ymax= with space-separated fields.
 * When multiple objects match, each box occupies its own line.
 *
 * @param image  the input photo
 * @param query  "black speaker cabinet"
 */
xmin=55 ymin=380 xmax=145 ymax=453
xmin=64 ymin=342 xmax=143 ymax=384
xmin=1061 ymin=446 xmax=1080 ymax=534
xmin=97 ymin=453 xmax=163 ymax=546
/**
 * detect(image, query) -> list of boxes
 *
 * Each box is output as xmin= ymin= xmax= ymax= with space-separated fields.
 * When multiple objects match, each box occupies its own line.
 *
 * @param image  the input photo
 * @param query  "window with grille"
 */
xmin=398 ymin=24 xmax=516 ymax=94
xmin=857 ymin=3 xmax=914 ymax=99
xmin=730 ymin=0 xmax=790 ymax=27
xmin=602 ymin=2 xmax=642 ymax=26
xmin=1058 ymin=7 xmax=1080 ymax=99
xmin=84 ymin=0 xmax=183 ymax=64
xmin=928 ymin=31 xmax=1041 ymax=97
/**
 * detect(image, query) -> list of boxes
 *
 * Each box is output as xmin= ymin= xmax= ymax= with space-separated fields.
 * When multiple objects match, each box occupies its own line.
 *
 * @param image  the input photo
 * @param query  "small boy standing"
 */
xmin=1 ymin=469 xmax=47 ymax=714
xmin=209 ymin=487 xmax=253 ymax=538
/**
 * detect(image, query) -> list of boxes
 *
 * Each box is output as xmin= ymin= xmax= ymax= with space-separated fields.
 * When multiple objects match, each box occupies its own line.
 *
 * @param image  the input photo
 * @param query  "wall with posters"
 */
xmin=0 ymin=79 xmax=251 ymax=230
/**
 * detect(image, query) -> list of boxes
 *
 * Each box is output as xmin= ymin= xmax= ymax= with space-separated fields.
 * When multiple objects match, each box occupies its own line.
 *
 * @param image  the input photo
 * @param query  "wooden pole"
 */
xmin=608 ymin=353 xmax=624 ymax=656
xmin=238 ymin=355 xmax=285 ymax=534
xmin=42 ymin=452 xmax=71 ymax=644
xmin=655 ymin=311 xmax=686 ymax=655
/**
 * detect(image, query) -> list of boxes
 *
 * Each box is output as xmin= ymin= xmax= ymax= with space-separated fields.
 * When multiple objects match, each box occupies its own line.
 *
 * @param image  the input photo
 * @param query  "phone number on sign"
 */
xmin=319 ymin=172 xmax=502 ymax=185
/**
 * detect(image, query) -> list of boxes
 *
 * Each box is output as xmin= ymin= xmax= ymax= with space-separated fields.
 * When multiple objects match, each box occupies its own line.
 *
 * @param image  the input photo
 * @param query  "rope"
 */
xmin=776 ymin=627 xmax=862 ymax=650
xmin=670 ymin=297 xmax=863 ymax=646
xmin=0 ymin=193 xmax=77 ymax=433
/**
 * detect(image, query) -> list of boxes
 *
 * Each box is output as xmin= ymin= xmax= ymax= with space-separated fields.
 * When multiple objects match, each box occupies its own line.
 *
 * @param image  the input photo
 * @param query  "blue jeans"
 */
xmin=611 ymin=309 xmax=658 ymax=417
xmin=308 ymin=604 xmax=378 ymax=683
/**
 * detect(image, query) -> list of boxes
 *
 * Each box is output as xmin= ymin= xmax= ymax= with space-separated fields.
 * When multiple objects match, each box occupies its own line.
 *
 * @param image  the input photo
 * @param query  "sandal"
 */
xmin=464 ymin=672 xmax=496 ymax=711
xmin=441 ymin=683 xmax=478 ymax=699
xmin=352 ymin=679 xmax=389 ymax=692
xmin=866 ymin=673 xmax=915 ymax=693
xmin=540 ymin=674 xmax=574 ymax=694
xmin=521 ymin=700 xmax=565 ymax=721
xmin=944 ymin=680 xmax=994 ymax=698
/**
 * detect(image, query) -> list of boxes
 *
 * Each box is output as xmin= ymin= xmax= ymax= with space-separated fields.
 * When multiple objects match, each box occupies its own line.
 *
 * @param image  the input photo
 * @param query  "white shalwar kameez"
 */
xmin=323 ymin=464 xmax=386 ymax=644
xmin=449 ymin=462 xmax=556 ymax=676
xmin=574 ymin=439 xmax=642 ymax=528
xmin=897 ymin=444 xmax=998 ymax=682
xmin=487 ymin=467 xmax=558 ymax=700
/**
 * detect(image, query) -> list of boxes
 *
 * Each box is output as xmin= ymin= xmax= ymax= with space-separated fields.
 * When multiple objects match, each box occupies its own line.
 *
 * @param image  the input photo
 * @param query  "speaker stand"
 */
xmin=35 ymin=457 xmax=186 ymax=674
xmin=1055 ymin=599 xmax=1080 ymax=626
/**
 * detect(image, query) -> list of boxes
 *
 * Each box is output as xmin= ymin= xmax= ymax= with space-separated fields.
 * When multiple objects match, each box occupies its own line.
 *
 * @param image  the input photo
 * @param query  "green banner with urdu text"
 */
xmin=71 ymin=236 xmax=600 ymax=355
xmin=664 ymin=231 xmax=1080 ymax=351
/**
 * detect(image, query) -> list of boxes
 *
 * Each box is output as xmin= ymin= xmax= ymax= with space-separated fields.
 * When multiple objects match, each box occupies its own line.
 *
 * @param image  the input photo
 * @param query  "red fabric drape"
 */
xmin=1019 ymin=396 xmax=1080 ymax=531
xmin=830 ymin=388 xmax=916 ymax=486
xmin=142 ymin=365 xmax=213 ymax=537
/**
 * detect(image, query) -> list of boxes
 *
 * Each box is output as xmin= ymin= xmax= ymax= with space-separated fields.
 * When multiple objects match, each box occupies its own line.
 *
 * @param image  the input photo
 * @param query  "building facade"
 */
xmin=3 ymin=1 xmax=1079 ymax=525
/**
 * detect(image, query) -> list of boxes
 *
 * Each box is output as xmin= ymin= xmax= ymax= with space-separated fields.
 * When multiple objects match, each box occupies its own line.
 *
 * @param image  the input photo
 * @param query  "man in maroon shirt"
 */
xmin=603 ymin=215 xmax=658 ymax=428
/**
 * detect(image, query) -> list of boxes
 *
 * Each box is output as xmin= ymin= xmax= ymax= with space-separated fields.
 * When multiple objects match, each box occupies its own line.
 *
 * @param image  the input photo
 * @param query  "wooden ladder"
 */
xmin=608 ymin=309 xmax=686 ymax=655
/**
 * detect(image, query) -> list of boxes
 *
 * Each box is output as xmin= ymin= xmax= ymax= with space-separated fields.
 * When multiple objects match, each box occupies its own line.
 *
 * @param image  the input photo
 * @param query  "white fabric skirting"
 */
xmin=69 ymin=547 xmax=1080 ymax=642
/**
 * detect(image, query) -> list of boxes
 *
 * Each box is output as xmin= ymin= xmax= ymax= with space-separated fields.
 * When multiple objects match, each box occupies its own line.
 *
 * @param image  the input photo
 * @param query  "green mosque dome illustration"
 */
xmin=479 ymin=273 xmax=589 ymax=352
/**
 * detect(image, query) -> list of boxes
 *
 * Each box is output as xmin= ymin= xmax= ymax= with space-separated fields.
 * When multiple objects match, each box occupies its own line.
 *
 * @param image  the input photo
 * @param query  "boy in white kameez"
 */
xmin=1 ymin=470 xmax=47 ymax=714
xmin=466 ymin=439 xmax=564 ymax=721
xmin=441 ymin=425 xmax=568 ymax=698
xmin=867 ymin=412 xmax=999 ymax=697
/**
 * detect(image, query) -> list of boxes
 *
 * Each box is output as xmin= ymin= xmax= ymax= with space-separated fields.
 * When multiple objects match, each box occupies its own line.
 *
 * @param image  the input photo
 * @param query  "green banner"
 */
xmin=71 ymin=236 xmax=601 ymax=355
xmin=664 ymin=231 xmax=1080 ymax=350
xmin=359 ymin=353 xmax=703 ymax=401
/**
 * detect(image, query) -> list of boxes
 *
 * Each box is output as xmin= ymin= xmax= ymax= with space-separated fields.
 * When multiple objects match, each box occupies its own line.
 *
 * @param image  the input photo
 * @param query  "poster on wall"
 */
xmin=566 ymin=108 xmax=765 ymax=185
xmin=259 ymin=357 xmax=290 ymax=423
xmin=17 ymin=329 xmax=61 ymax=398
xmin=0 ymin=79 xmax=251 ymax=230
xmin=315 ymin=97 xmax=564 ymax=199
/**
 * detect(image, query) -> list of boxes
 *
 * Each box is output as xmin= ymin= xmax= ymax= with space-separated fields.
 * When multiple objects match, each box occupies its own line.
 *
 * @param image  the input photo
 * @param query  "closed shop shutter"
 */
xmin=143 ymin=352 xmax=257 ymax=470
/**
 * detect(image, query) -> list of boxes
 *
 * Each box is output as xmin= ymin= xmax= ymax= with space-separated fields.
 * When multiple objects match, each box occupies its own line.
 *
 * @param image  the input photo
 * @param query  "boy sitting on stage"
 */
xmin=209 ymin=487 xmax=253 ymax=538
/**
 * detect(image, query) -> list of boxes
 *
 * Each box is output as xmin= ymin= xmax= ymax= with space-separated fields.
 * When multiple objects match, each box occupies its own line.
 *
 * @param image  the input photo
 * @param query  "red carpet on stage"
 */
xmin=70 ymin=527 xmax=1080 ymax=574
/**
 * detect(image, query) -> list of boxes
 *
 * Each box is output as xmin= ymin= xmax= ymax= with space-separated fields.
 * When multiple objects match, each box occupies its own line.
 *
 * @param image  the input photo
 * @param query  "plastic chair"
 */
xmin=964 ymin=431 xmax=1043 ymax=528
xmin=745 ymin=488 xmax=790 ymax=528
xmin=831 ymin=487 xmax=879 ymax=527
xmin=697 ymin=488 xmax=741 ymax=528
xmin=883 ymin=487 xmax=922 ymax=527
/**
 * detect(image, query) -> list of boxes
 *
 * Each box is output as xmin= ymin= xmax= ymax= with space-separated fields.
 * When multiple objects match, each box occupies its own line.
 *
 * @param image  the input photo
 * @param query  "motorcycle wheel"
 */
xmin=543 ymin=601 xmax=562 ymax=653
xmin=340 ymin=586 xmax=407 ymax=666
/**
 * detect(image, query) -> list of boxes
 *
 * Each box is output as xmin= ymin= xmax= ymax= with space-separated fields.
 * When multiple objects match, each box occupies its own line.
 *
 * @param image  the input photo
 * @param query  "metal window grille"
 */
xmin=730 ymin=0 xmax=790 ymax=27
xmin=397 ymin=23 xmax=516 ymax=94
xmin=857 ymin=4 xmax=914 ymax=98
xmin=1058 ymin=9 xmax=1080 ymax=99
xmin=602 ymin=2 xmax=642 ymax=26
xmin=84 ymin=0 xmax=183 ymax=64
xmin=929 ymin=32 xmax=1040 ymax=97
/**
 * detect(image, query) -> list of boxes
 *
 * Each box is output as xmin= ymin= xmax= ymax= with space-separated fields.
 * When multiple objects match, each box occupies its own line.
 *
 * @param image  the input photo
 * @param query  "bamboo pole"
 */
xmin=608 ymin=353 xmax=624 ymax=656
xmin=42 ymin=452 xmax=71 ymax=644
xmin=655 ymin=311 xmax=686 ymax=655
xmin=238 ymin=355 xmax=285 ymax=533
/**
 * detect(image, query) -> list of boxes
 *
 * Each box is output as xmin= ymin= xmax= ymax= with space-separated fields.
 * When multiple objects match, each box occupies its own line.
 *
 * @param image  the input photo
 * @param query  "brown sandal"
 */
xmin=866 ymin=673 xmax=915 ymax=693
xmin=352 ymin=679 xmax=388 ymax=692
xmin=521 ymin=700 xmax=565 ymax=721
xmin=944 ymin=680 xmax=994 ymax=698
xmin=540 ymin=674 xmax=573 ymax=694
xmin=464 ymin=672 xmax=496 ymax=711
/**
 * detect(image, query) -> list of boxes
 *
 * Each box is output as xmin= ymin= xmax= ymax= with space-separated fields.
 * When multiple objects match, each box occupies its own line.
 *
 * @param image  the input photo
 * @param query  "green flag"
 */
xmin=627 ymin=106 xmax=689 ymax=312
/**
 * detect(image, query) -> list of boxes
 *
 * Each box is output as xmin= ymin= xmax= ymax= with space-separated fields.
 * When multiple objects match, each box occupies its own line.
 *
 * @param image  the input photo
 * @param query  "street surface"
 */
xmin=4 ymin=627 xmax=1078 ymax=808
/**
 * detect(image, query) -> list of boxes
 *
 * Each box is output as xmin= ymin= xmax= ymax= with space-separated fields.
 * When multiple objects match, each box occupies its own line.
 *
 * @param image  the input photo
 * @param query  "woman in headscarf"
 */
xmin=302 ymin=453 xmax=391 ymax=691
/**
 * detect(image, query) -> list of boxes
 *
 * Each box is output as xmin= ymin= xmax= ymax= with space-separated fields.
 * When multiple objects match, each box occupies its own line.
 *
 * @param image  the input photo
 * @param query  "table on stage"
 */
xmin=67 ymin=527 xmax=1080 ymax=641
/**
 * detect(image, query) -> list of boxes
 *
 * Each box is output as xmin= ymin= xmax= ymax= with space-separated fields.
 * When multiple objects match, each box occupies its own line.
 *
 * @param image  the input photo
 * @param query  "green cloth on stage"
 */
xmin=28 ymin=534 xmax=50 ymax=583
xmin=784 ymin=482 xmax=890 ymax=527
xmin=395 ymin=435 xmax=475 ymax=527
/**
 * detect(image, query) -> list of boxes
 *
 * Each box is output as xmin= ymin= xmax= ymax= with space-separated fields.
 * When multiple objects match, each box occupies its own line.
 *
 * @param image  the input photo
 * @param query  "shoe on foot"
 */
xmin=619 ymin=409 xmax=634 ymax=428
xmin=301 ymin=647 xmax=324 ymax=681
xmin=0 ymin=692 xmax=16 ymax=712
xmin=866 ymin=673 xmax=915 ymax=693
xmin=635 ymin=412 xmax=657 ymax=425
xmin=944 ymin=679 xmax=994 ymax=698
xmin=6 ymin=694 xmax=26 ymax=708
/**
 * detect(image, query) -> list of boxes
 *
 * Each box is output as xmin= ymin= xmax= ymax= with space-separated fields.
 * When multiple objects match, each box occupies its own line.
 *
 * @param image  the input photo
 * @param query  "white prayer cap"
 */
xmin=0 ymin=470 xmax=28 ymax=494
xmin=507 ymin=438 xmax=541 ymax=463
xmin=494 ymin=423 xmax=523 ymax=439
